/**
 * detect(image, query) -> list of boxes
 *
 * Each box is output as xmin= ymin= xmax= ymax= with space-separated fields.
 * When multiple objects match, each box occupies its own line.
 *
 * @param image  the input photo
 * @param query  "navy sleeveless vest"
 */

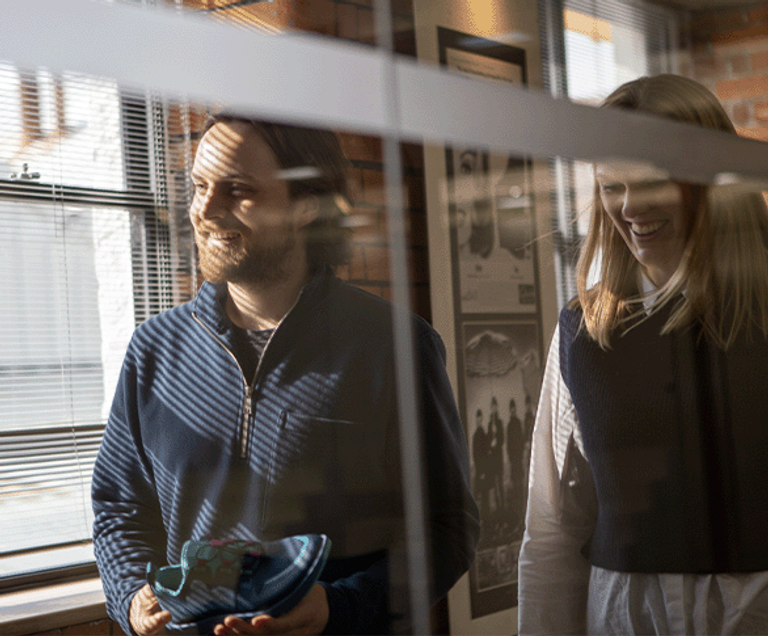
xmin=560 ymin=304 xmax=768 ymax=573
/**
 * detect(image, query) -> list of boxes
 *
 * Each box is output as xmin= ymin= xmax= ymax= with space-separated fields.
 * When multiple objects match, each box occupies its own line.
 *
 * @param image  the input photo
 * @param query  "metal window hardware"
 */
xmin=10 ymin=164 xmax=41 ymax=181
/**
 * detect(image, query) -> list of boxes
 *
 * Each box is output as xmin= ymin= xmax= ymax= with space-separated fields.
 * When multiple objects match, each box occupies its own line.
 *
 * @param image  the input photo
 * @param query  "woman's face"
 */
xmin=596 ymin=161 xmax=692 ymax=287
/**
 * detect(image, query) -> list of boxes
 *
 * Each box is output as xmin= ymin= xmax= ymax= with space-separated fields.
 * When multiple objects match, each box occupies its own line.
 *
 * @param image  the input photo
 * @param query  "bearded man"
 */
xmin=91 ymin=115 xmax=479 ymax=636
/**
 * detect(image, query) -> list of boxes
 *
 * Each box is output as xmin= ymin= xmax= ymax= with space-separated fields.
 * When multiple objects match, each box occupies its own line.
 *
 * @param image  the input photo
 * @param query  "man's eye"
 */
xmin=193 ymin=182 xmax=207 ymax=195
xmin=230 ymin=185 xmax=254 ymax=197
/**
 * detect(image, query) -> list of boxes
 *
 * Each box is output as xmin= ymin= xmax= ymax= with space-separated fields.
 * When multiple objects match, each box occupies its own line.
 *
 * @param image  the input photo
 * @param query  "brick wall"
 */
xmin=291 ymin=0 xmax=429 ymax=320
xmin=684 ymin=3 xmax=768 ymax=142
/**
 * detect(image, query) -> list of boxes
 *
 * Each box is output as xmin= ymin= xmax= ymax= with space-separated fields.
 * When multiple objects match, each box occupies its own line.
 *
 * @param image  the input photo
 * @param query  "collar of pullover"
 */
xmin=191 ymin=265 xmax=335 ymax=336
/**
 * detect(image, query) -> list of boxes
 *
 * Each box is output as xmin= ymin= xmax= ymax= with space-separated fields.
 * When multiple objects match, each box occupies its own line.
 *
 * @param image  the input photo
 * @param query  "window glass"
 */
xmin=1 ymin=3 xmax=768 ymax=636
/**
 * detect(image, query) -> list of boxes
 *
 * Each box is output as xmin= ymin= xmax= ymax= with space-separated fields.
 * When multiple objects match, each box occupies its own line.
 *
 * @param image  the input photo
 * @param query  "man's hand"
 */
xmin=213 ymin=583 xmax=329 ymax=635
xmin=129 ymin=583 xmax=172 ymax=636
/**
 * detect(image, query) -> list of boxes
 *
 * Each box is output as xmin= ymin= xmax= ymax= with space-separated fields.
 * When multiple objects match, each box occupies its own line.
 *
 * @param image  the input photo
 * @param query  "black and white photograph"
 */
xmin=439 ymin=27 xmax=537 ymax=315
xmin=461 ymin=320 xmax=541 ymax=615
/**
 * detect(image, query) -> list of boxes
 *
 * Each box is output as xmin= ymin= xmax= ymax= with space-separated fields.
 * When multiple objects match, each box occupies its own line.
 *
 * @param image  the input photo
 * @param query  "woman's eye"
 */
xmin=600 ymin=183 xmax=623 ymax=195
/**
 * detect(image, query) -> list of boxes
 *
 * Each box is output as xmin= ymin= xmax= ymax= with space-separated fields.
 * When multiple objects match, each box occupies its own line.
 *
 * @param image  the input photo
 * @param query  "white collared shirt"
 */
xmin=518 ymin=316 xmax=768 ymax=635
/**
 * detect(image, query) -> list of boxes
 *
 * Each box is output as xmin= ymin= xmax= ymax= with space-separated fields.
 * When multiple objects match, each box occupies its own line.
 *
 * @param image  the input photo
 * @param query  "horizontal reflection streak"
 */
xmin=4 ymin=0 xmax=768 ymax=185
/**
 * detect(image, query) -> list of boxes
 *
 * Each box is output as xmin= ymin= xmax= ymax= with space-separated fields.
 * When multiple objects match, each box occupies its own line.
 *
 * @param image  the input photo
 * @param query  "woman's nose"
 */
xmin=622 ymin=185 xmax=653 ymax=216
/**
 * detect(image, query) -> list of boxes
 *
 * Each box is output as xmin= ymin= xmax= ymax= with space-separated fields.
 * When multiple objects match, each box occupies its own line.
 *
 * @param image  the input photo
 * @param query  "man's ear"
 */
xmin=293 ymin=195 xmax=320 ymax=229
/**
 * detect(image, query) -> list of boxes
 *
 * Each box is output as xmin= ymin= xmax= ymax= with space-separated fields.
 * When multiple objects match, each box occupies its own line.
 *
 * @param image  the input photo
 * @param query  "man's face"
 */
xmin=190 ymin=121 xmax=303 ymax=285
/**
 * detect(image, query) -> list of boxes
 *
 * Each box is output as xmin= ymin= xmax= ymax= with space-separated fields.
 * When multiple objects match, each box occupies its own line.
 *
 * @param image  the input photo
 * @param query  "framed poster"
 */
xmin=439 ymin=27 xmax=537 ymax=315
xmin=458 ymin=320 xmax=541 ymax=617
xmin=438 ymin=27 xmax=545 ymax=620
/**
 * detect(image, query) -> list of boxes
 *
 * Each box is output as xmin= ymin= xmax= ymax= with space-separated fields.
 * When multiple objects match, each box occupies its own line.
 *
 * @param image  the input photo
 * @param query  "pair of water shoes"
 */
xmin=147 ymin=534 xmax=331 ymax=634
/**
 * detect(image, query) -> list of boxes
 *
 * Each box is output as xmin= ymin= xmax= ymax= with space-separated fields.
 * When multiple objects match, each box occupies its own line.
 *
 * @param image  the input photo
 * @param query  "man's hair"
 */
xmin=203 ymin=113 xmax=353 ymax=272
xmin=575 ymin=74 xmax=768 ymax=349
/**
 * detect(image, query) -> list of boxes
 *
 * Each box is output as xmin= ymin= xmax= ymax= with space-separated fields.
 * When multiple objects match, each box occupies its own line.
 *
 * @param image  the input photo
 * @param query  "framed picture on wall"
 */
xmin=438 ymin=26 xmax=544 ymax=620
xmin=439 ymin=27 xmax=537 ymax=316
xmin=458 ymin=319 xmax=542 ymax=618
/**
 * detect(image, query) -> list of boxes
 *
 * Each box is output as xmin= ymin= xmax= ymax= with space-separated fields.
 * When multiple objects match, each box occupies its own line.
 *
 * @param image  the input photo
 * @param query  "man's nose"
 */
xmin=194 ymin=189 xmax=225 ymax=221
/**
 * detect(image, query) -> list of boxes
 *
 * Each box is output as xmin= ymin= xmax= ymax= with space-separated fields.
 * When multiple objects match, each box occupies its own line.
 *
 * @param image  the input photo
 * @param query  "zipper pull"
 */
xmin=241 ymin=388 xmax=252 ymax=459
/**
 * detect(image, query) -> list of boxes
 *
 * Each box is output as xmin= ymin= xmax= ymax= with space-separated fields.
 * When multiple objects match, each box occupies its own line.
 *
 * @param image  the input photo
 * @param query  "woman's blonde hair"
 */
xmin=576 ymin=74 xmax=768 ymax=349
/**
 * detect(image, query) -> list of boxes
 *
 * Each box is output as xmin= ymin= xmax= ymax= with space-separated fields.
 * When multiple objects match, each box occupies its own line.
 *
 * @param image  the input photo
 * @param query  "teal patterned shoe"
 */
xmin=147 ymin=534 xmax=331 ymax=634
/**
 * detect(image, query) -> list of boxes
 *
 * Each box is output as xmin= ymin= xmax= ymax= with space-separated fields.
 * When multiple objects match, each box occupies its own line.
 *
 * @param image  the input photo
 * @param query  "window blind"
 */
xmin=0 ymin=62 xmax=195 ymax=581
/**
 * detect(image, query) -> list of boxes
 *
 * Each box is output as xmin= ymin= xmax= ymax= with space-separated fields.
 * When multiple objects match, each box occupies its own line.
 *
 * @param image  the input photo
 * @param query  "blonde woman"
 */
xmin=518 ymin=74 xmax=768 ymax=635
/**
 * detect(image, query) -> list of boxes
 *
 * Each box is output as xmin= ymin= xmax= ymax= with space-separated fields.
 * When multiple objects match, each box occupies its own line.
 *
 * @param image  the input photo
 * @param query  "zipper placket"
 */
xmin=192 ymin=285 xmax=307 ymax=460
xmin=192 ymin=313 xmax=252 ymax=459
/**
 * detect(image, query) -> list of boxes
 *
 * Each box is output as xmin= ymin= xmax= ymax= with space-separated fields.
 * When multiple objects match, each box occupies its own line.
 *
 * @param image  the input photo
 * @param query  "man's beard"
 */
xmin=195 ymin=228 xmax=296 ymax=286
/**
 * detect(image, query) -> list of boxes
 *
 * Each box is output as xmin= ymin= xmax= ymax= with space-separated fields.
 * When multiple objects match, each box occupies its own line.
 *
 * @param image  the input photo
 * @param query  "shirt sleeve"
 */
xmin=518 ymin=325 xmax=597 ymax=636
xmin=91 ymin=339 xmax=168 ymax=636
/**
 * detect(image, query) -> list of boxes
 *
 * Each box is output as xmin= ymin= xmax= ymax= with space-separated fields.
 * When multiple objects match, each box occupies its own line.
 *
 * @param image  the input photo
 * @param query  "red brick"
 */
xmin=347 ymin=243 xmax=366 ymax=279
xmin=336 ymin=3 xmax=358 ymax=40
xmin=391 ymin=0 xmax=413 ymax=16
xmin=691 ymin=53 xmax=724 ymax=79
xmin=753 ymin=50 xmax=768 ymax=71
xmin=357 ymin=7 xmax=375 ymax=45
xmin=732 ymin=102 xmax=751 ymax=125
xmin=293 ymin=0 xmax=336 ymax=36
xmin=364 ymin=244 xmax=391 ymax=280
xmin=337 ymin=133 xmax=383 ymax=162
xmin=361 ymin=169 xmax=385 ymax=206
xmin=729 ymin=52 xmax=750 ymax=74
xmin=754 ymin=100 xmax=768 ymax=121
xmin=712 ymin=23 xmax=768 ymax=45
xmin=716 ymin=74 xmax=768 ymax=100
xmin=748 ymin=5 xmax=768 ymax=24
xmin=347 ymin=167 xmax=364 ymax=202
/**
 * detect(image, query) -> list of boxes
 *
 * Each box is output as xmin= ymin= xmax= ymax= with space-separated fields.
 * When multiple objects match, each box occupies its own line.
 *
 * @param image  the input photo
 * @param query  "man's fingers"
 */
xmin=140 ymin=610 xmax=172 ymax=635
xmin=130 ymin=584 xmax=172 ymax=636
xmin=214 ymin=615 xmax=265 ymax=634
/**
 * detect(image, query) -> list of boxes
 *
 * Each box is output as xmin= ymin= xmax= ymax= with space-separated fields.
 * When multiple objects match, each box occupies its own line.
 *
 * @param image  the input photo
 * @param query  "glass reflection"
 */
xmin=520 ymin=74 xmax=768 ymax=636
xmin=91 ymin=114 xmax=480 ymax=636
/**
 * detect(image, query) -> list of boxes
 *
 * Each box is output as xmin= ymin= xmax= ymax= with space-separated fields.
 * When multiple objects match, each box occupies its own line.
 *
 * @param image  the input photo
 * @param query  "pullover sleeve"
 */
xmin=518 ymin=325 xmax=598 ymax=636
xmin=92 ymin=337 xmax=167 ymax=636
xmin=417 ymin=326 xmax=480 ymax=599
xmin=322 ymin=324 xmax=480 ymax=635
